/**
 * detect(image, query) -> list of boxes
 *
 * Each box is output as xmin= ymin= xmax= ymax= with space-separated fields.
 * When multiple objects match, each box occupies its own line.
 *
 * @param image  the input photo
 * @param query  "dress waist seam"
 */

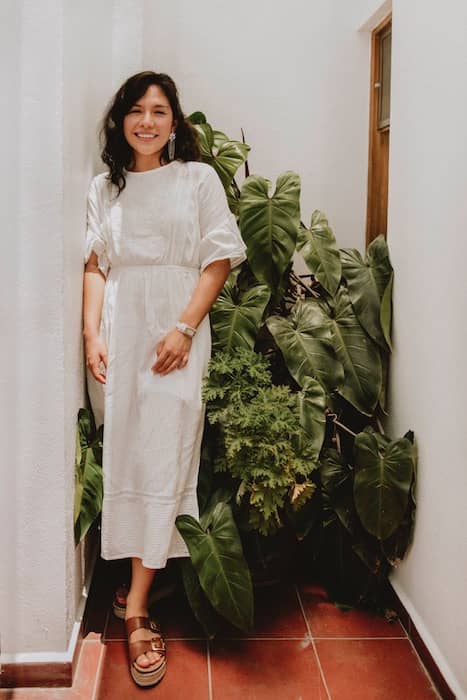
xmin=110 ymin=263 xmax=199 ymax=271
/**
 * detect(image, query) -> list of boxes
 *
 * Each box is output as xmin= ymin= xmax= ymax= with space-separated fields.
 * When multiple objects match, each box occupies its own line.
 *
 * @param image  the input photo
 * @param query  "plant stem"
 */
xmin=376 ymin=416 xmax=385 ymax=435
xmin=332 ymin=416 xmax=358 ymax=438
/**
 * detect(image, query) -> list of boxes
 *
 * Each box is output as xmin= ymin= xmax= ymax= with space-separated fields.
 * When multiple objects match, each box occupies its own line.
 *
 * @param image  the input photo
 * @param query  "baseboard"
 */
xmin=0 ymin=537 xmax=100 ymax=688
xmin=388 ymin=581 xmax=459 ymax=700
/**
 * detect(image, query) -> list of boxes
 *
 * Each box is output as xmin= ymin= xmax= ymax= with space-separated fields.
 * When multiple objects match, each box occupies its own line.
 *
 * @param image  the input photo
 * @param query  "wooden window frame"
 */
xmin=366 ymin=15 xmax=392 ymax=247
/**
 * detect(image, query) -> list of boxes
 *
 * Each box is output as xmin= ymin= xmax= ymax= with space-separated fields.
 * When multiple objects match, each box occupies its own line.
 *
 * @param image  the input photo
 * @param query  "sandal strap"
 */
xmin=126 ymin=615 xmax=160 ymax=636
xmin=126 ymin=616 xmax=166 ymax=665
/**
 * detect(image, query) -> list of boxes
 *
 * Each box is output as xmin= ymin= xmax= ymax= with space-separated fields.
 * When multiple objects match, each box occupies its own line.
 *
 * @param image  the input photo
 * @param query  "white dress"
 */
xmin=84 ymin=160 xmax=246 ymax=569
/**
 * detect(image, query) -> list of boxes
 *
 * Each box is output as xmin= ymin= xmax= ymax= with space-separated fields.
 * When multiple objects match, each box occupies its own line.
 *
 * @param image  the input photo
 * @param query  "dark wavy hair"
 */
xmin=100 ymin=71 xmax=201 ymax=196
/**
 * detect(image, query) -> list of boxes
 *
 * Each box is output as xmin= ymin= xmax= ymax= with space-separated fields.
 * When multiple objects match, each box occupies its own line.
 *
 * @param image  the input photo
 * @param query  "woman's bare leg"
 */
xmin=125 ymin=557 xmax=161 ymax=668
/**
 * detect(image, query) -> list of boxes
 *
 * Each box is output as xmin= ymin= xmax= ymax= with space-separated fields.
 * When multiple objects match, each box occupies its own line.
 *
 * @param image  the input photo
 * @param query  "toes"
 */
xmin=147 ymin=651 xmax=161 ymax=665
xmin=136 ymin=652 xmax=161 ymax=668
xmin=136 ymin=653 xmax=151 ymax=668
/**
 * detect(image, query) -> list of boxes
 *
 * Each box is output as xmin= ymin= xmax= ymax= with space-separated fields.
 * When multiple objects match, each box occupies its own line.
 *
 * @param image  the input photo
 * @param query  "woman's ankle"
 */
xmin=125 ymin=592 xmax=150 ymax=616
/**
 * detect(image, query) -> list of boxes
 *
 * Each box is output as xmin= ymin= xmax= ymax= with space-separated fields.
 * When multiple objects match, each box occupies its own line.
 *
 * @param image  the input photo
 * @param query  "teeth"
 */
xmin=136 ymin=133 xmax=156 ymax=138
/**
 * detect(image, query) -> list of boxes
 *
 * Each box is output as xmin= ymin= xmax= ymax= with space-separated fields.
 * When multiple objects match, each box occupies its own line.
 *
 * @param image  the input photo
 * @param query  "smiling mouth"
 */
xmin=134 ymin=133 xmax=158 ymax=140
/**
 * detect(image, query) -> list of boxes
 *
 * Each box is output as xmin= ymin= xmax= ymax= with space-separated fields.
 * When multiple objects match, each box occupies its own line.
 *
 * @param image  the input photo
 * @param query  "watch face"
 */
xmin=177 ymin=322 xmax=195 ymax=336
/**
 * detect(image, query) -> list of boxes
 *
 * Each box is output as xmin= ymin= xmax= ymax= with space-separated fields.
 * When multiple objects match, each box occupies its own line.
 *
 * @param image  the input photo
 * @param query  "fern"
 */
xmin=203 ymin=349 xmax=318 ymax=535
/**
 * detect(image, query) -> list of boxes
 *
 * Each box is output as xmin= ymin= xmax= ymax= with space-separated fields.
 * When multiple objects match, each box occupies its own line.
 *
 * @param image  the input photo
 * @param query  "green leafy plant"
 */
xmin=176 ymin=109 xmax=417 ymax=619
xmin=74 ymin=408 xmax=103 ymax=545
xmin=176 ymin=489 xmax=254 ymax=634
xmin=202 ymin=348 xmax=320 ymax=536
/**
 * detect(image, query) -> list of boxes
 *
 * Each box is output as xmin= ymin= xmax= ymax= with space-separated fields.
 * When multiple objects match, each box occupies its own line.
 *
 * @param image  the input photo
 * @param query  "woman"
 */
xmin=82 ymin=71 xmax=246 ymax=688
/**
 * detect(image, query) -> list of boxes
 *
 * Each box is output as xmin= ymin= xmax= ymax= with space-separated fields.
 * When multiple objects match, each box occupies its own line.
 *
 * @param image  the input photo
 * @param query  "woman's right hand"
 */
xmin=85 ymin=334 xmax=108 ymax=384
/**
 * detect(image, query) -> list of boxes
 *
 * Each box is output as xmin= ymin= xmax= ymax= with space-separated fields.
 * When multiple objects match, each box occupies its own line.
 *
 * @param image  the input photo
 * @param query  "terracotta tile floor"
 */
xmin=2 ymin=558 xmax=442 ymax=699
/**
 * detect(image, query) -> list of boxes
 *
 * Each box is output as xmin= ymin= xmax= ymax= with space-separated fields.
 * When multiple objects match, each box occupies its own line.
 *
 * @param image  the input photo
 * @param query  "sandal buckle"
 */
xmin=150 ymin=637 xmax=164 ymax=652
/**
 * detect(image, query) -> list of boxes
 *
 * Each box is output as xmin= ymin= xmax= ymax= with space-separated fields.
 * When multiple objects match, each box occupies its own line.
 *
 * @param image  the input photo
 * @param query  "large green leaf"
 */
xmin=320 ymin=448 xmax=354 ymax=534
xmin=74 ymin=409 xmax=103 ymax=545
xmin=367 ymin=235 xmax=393 ymax=298
xmin=320 ymin=448 xmax=382 ymax=574
xmin=296 ymin=378 xmax=326 ymax=463
xmin=340 ymin=235 xmax=393 ymax=349
xmin=239 ymin=172 xmax=300 ymax=292
xmin=267 ymin=300 xmax=343 ymax=393
xmin=300 ymin=215 xmax=341 ymax=296
xmin=176 ymin=502 xmax=254 ymax=633
xmin=211 ymin=271 xmax=270 ymax=352
xmin=214 ymin=141 xmax=250 ymax=190
xmin=329 ymin=287 xmax=382 ymax=415
xmin=297 ymin=212 xmax=329 ymax=251
xmin=191 ymin=121 xmax=249 ymax=189
xmin=179 ymin=558 xmax=219 ymax=639
xmin=353 ymin=430 xmax=414 ymax=540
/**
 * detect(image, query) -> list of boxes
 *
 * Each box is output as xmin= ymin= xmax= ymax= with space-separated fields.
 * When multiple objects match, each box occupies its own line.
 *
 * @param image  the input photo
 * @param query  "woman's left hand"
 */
xmin=151 ymin=328 xmax=192 ymax=375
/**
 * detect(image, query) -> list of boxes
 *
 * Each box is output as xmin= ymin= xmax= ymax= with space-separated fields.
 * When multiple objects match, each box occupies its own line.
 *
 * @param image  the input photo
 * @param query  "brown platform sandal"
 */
xmin=126 ymin=616 xmax=167 ymax=688
xmin=112 ymin=583 xmax=129 ymax=620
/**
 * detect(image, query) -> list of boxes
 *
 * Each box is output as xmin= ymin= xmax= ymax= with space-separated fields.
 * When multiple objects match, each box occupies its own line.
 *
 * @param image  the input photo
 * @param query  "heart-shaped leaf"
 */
xmin=266 ymin=300 xmax=343 ymax=393
xmin=353 ymin=429 xmax=414 ymax=540
xmin=176 ymin=502 xmax=254 ymax=633
xmin=340 ymin=235 xmax=393 ymax=349
xmin=300 ymin=215 xmax=341 ymax=296
xmin=329 ymin=287 xmax=382 ymax=415
xmin=211 ymin=271 xmax=270 ymax=352
xmin=191 ymin=121 xmax=250 ymax=188
xmin=239 ymin=172 xmax=300 ymax=292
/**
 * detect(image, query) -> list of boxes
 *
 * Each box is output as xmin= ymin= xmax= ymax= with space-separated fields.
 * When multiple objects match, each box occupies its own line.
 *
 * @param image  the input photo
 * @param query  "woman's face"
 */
xmin=123 ymin=84 xmax=176 ymax=168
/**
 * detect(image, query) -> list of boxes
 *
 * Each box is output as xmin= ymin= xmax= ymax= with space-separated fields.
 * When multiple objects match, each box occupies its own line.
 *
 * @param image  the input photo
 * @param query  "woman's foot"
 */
xmin=125 ymin=599 xmax=164 ymax=668
xmin=125 ymin=615 xmax=167 ymax=687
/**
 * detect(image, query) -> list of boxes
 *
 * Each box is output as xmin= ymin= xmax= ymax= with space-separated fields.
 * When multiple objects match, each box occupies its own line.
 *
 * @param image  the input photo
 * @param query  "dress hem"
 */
xmin=100 ymin=549 xmax=191 ymax=570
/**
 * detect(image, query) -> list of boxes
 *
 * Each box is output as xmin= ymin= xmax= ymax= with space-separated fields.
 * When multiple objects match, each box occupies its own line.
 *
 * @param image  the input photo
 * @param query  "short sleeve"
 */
xmin=198 ymin=166 xmax=247 ymax=273
xmin=84 ymin=177 xmax=110 ymax=277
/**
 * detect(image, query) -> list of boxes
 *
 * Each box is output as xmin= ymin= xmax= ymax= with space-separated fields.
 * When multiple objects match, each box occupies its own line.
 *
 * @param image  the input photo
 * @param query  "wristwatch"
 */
xmin=175 ymin=321 xmax=197 ymax=338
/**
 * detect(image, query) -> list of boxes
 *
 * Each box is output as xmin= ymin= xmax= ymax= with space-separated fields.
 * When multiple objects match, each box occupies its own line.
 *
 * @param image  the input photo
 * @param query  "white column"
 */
xmin=387 ymin=1 xmax=467 ymax=697
xmin=0 ymin=0 xmax=144 ymax=657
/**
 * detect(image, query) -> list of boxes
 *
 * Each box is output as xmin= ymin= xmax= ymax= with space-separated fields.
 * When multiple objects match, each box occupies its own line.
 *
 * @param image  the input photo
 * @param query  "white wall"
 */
xmin=143 ymin=0 xmax=374 ymax=250
xmin=2 ymin=3 xmax=466 ymax=695
xmin=0 ymin=0 xmax=144 ymax=657
xmin=387 ymin=1 xmax=467 ymax=697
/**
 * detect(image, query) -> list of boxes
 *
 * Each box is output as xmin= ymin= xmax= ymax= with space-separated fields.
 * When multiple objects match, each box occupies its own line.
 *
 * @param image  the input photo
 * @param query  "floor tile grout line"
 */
xmin=406 ymin=636 xmax=443 ymax=700
xmin=294 ymin=585 xmax=332 ymax=700
xmin=91 ymin=642 xmax=107 ymax=700
xmin=206 ymin=639 xmax=213 ymax=700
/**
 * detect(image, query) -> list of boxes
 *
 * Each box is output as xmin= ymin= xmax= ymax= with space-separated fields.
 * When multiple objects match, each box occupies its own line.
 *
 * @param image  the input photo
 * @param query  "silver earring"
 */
xmin=168 ymin=131 xmax=176 ymax=161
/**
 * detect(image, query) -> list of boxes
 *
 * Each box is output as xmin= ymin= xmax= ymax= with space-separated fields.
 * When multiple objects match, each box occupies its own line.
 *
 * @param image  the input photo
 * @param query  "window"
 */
xmin=366 ymin=17 xmax=392 ymax=245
